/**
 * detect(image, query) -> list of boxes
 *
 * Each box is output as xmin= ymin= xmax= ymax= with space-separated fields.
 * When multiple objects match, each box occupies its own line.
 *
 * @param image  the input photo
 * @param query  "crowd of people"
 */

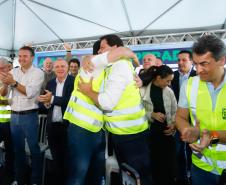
xmin=0 ymin=34 xmax=225 ymax=185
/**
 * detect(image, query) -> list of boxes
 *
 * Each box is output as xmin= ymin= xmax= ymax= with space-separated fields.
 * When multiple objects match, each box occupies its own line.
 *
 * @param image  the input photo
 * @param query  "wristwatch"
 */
xmin=210 ymin=131 xmax=220 ymax=145
xmin=11 ymin=81 xmax=18 ymax=88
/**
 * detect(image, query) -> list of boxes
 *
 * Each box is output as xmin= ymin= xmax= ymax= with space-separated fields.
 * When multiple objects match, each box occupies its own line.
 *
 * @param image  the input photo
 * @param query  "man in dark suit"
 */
xmin=171 ymin=50 xmax=196 ymax=185
xmin=38 ymin=58 xmax=74 ymax=185
xmin=171 ymin=50 xmax=196 ymax=102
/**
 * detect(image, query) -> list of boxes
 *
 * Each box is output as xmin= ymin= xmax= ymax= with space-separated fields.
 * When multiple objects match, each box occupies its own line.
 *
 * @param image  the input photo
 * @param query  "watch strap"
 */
xmin=12 ymin=81 xmax=18 ymax=88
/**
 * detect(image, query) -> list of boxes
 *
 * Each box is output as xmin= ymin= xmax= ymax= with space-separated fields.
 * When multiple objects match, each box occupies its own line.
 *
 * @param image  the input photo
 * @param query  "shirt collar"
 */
xmin=56 ymin=75 xmax=67 ymax=84
xmin=206 ymin=69 xmax=226 ymax=91
xmin=179 ymin=67 xmax=192 ymax=76
xmin=20 ymin=65 xmax=33 ymax=73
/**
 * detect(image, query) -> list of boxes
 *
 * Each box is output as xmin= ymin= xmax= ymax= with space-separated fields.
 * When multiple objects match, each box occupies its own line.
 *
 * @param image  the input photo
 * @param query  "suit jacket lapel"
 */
xmin=52 ymin=80 xmax=57 ymax=96
xmin=62 ymin=75 xmax=69 ymax=97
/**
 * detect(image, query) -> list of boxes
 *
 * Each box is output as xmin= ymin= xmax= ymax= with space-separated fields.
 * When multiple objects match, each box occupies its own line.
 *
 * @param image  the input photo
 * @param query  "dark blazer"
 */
xmin=39 ymin=75 xmax=75 ymax=124
xmin=171 ymin=68 xmax=196 ymax=102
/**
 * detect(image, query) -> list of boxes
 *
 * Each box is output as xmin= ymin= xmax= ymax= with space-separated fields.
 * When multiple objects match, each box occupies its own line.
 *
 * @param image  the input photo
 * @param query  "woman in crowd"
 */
xmin=140 ymin=65 xmax=177 ymax=185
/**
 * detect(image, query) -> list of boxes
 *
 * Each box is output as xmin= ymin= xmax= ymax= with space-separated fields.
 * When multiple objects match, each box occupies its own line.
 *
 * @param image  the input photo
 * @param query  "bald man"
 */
xmin=41 ymin=57 xmax=56 ymax=95
xmin=138 ymin=54 xmax=157 ymax=84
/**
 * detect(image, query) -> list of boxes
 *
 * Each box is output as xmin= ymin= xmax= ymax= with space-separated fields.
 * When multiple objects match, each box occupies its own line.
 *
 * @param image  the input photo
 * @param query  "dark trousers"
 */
xmin=191 ymin=164 xmax=220 ymax=185
xmin=47 ymin=122 xmax=68 ymax=185
xmin=66 ymin=124 xmax=105 ymax=185
xmin=0 ymin=123 xmax=14 ymax=185
xmin=149 ymin=122 xmax=176 ymax=185
xmin=111 ymin=130 xmax=152 ymax=185
xmin=175 ymin=131 xmax=192 ymax=185
xmin=11 ymin=112 xmax=42 ymax=185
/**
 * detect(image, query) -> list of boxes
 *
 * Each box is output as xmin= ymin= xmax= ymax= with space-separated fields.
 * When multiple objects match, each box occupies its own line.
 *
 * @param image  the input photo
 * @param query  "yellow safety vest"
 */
xmin=103 ymin=60 xmax=148 ymax=135
xmin=64 ymin=71 xmax=105 ymax=132
xmin=187 ymin=76 xmax=226 ymax=175
xmin=0 ymin=96 xmax=11 ymax=123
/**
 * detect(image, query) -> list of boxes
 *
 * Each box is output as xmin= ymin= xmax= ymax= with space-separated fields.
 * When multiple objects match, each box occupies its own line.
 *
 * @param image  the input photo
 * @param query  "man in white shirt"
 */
xmin=0 ymin=46 xmax=44 ymax=185
xmin=64 ymin=38 xmax=140 ymax=185
xmin=78 ymin=34 xmax=151 ymax=185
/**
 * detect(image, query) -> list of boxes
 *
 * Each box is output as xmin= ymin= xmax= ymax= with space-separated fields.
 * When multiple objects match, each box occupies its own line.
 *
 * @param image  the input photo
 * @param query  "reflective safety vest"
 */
xmin=64 ymin=70 xmax=105 ymax=132
xmin=103 ymin=60 xmax=148 ymax=135
xmin=187 ymin=76 xmax=226 ymax=175
xmin=0 ymin=96 xmax=11 ymax=123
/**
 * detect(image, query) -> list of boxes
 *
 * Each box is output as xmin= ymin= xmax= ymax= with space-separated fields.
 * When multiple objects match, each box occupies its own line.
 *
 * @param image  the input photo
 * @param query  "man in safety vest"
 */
xmin=64 ymin=39 xmax=140 ymax=185
xmin=78 ymin=34 xmax=152 ymax=185
xmin=0 ymin=57 xmax=14 ymax=185
xmin=176 ymin=35 xmax=226 ymax=185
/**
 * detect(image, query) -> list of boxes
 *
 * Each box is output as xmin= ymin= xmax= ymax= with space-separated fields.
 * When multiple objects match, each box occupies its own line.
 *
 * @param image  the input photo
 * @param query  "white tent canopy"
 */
xmin=1 ymin=0 xmax=226 ymax=56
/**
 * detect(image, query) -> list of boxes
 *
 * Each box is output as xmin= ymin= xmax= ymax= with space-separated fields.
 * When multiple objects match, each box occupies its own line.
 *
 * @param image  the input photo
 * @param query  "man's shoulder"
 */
xmin=112 ymin=59 xmax=133 ymax=74
xmin=113 ymin=59 xmax=131 ymax=67
xmin=171 ymin=70 xmax=179 ymax=85
xmin=12 ymin=66 xmax=20 ymax=72
xmin=66 ymin=74 xmax=75 ymax=83
xmin=31 ymin=66 xmax=44 ymax=75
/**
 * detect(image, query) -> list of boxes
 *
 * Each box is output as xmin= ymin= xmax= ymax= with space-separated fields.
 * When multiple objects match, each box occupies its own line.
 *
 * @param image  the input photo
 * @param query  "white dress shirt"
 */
xmin=90 ymin=53 xmax=133 ymax=111
xmin=10 ymin=65 xmax=44 ymax=111
xmin=51 ymin=77 xmax=66 ymax=122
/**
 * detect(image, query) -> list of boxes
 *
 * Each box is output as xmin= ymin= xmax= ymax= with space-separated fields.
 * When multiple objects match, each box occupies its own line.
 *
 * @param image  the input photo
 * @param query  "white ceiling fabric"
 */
xmin=0 ymin=0 xmax=226 ymax=54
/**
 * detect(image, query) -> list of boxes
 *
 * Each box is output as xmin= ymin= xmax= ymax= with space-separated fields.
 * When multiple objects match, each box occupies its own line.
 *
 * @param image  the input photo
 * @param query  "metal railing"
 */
xmin=33 ymin=29 xmax=226 ymax=52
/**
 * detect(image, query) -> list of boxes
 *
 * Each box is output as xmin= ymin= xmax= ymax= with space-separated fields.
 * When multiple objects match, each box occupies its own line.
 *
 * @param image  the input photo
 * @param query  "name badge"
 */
xmin=222 ymin=108 xmax=226 ymax=119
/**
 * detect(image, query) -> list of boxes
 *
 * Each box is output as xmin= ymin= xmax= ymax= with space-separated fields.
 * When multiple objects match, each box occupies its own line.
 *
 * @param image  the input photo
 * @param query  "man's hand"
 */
xmin=0 ymin=72 xmax=7 ymax=84
xmin=132 ymin=55 xmax=140 ymax=67
xmin=78 ymin=77 xmax=93 ymax=95
xmin=0 ymin=72 xmax=15 ymax=85
xmin=82 ymin=56 xmax=94 ymax=73
xmin=134 ymin=75 xmax=143 ymax=88
xmin=38 ymin=90 xmax=52 ymax=104
xmin=63 ymin=42 xmax=72 ymax=51
xmin=181 ymin=120 xmax=200 ymax=143
xmin=189 ymin=129 xmax=211 ymax=152
xmin=78 ymin=77 xmax=100 ymax=106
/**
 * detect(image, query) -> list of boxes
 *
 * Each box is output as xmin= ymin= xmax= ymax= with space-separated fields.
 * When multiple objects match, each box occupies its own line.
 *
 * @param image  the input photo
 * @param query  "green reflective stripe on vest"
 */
xmin=192 ymin=154 xmax=216 ymax=173
xmin=106 ymin=120 xmax=148 ymax=135
xmin=104 ymin=104 xmax=144 ymax=116
xmin=66 ymin=96 xmax=103 ymax=122
xmin=105 ymin=116 xmax=147 ymax=128
xmin=0 ymin=109 xmax=11 ymax=123
xmin=186 ymin=77 xmax=199 ymax=124
xmin=64 ymin=71 xmax=104 ymax=132
xmin=0 ymin=110 xmax=11 ymax=114
xmin=0 ymin=103 xmax=11 ymax=123
xmin=187 ymin=76 xmax=226 ymax=175
xmin=104 ymin=108 xmax=146 ymax=122
xmin=65 ymin=105 xmax=102 ymax=125
xmin=0 ymin=105 xmax=11 ymax=110
xmin=70 ymin=95 xmax=102 ymax=115
xmin=0 ymin=113 xmax=11 ymax=118
xmin=103 ymin=60 xmax=148 ymax=135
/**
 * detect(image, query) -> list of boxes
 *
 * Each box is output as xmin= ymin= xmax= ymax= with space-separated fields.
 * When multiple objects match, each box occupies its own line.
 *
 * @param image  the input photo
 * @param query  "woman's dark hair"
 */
xmin=141 ymin=65 xmax=173 ymax=86
xmin=93 ymin=40 xmax=100 ymax=55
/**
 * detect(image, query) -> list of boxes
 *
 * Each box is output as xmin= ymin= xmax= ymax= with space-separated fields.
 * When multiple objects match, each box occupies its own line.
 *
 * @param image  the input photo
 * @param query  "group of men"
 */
xmin=0 ymin=34 xmax=225 ymax=185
